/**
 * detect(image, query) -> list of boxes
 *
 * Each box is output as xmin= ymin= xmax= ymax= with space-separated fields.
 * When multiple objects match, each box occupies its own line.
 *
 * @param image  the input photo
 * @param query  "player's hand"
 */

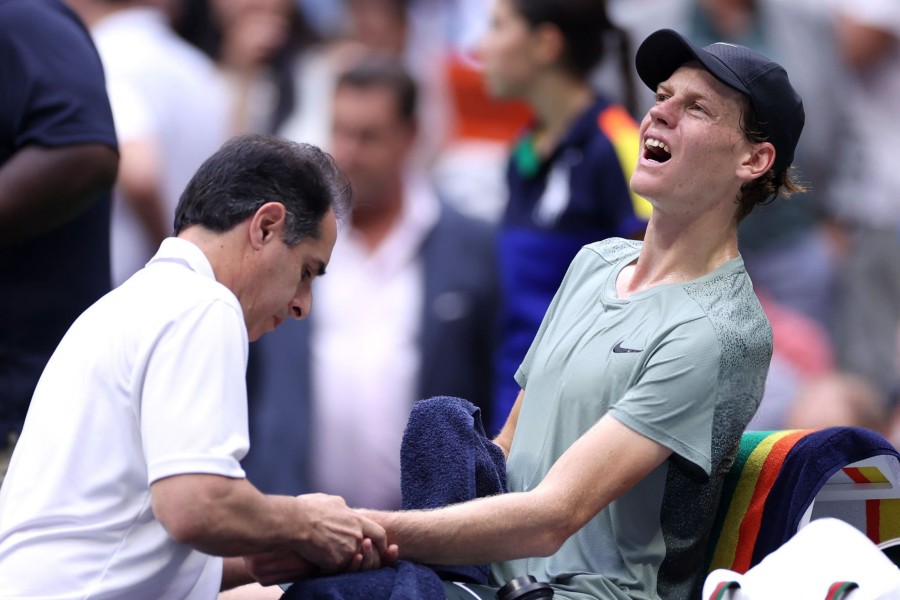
xmin=291 ymin=493 xmax=390 ymax=572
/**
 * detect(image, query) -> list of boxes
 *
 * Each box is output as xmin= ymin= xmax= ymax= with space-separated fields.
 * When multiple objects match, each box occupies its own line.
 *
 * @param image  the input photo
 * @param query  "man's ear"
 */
xmin=249 ymin=202 xmax=287 ymax=250
xmin=738 ymin=141 xmax=776 ymax=182
xmin=532 ymin=22 xmax=565 ymax=68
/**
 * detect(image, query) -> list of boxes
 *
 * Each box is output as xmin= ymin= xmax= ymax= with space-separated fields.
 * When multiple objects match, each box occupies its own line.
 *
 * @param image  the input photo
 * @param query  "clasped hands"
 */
xmin=244 ymin=493 xmax=398 ymax=587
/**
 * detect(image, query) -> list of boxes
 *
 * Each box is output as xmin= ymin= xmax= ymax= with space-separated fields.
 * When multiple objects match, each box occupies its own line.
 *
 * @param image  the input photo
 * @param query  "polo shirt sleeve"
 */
xmin=608 ymin=318 xmax=721 ymax=477
xmin=141 ymin=299 xmax=250 ymax=484
xmin=0 ymin=1 xmax=117 ymax=151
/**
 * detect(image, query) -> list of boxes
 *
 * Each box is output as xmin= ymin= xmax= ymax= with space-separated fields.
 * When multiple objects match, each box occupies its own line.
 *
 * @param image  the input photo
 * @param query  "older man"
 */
xmin=0 ymin=135 xmax=394 ymax=598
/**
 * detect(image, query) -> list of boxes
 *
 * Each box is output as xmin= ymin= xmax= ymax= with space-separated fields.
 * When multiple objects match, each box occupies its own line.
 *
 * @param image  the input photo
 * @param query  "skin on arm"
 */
xmin=362 ymin=413 xmax=673 ymax=565
xmin=218 ymin=581 xmax=285 ymax=600
xmin=493 ymin=389 xmax=524 ymax=458
xmin=117 ymin=138 xmax=170 ymax=246
xmin=150 ymin=474 xmax=396 ymax=587
xmin=0 ymin=143 xmax=118 ymax=243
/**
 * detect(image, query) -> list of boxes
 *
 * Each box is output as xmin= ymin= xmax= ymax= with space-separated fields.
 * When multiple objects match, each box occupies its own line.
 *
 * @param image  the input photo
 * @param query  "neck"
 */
xmin=351 ymin=179 xmax=405 ymax=251
xmin=177 ymin=225 xmax=245 ymax=291
xmin=527 ymin=76 xmax=594 ymax=156
xmin=619 ymin=206 xmax=739 ymax=297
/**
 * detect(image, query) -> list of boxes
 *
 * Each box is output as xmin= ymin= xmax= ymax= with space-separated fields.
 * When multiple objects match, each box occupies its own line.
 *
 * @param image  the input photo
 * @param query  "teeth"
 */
xmin=644 ymin=138 xmax=671 ymax=154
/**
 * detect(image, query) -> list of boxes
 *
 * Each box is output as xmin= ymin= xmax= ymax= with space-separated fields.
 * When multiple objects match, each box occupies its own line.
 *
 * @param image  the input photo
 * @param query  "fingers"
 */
xmin=342 ymin=538 xmax=387 ymax=573
xmin=346 ymin=551 xmax=363 ymax=573
xmin=244 ymin=550 xmax=316 ymax=586
xmin=357 ymin=515 xmax=389 ymax=556
xmin=385 ymin=543 xmax=400 ymax=565
xmin=290 ymin=494 xmax=397 ymax=572
xmin=359 ymin=538 xmax=381 ymax=571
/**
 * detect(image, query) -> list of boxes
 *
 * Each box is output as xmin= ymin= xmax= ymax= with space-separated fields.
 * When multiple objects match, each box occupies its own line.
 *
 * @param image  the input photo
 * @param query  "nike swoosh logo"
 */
xmin=612 ymin=341 xmax=643 ymax=354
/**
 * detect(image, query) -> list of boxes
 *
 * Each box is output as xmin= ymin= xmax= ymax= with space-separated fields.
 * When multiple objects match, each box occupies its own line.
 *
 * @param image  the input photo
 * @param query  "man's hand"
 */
xmin=244 ymin=535 xmax=398 ymax=586
xmin=291 ymin=493 xmax=395 ymax=572
xmin=243 ymin=549 xmax=316 ymax=586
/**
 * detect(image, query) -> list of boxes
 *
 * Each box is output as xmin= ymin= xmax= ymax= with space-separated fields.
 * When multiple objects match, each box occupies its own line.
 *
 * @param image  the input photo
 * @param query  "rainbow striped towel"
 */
xmin=707 ymin=427 xmax=900 ymax=574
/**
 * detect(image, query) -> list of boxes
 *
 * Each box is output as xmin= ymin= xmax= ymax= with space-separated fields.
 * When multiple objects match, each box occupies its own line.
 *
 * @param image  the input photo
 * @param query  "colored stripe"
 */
xmin=597 ymin=105 xmax=653 ymax=220
xmin=731 ymin=430 xmax=809 ymax=573
xmin=706 ymin=431 xmax=771 ymax=571
xmin=843 ymin=466 xmax=888 ymax=483
xmin=879 ymin=499 xmax=900 ymax=542
xmin=709 ymin=431 xmax=807 ymax=572
xmin=710 ymin=431 xmax=792 ymax=571
xmin=825 ymin=581 xmax=859 ymax=600
xmin=710 ymin=580 xmax=741 ymax=600
xmin=867 ymin=499 xmax=881 ymax=542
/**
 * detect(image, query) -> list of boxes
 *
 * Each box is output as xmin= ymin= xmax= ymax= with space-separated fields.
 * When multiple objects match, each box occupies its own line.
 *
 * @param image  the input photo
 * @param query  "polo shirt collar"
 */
xmin=557 ymin=95 xmax=609 ymax=150
xmin=146 ymin=237 xmax=217 ymax=282
xmin=513 ymin=96 xmax=609 ymax=177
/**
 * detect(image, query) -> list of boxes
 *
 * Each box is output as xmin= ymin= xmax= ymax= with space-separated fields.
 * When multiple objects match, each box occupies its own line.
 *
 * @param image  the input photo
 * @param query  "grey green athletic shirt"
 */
xmin=490 ymin=238 xmax=772 ymax=600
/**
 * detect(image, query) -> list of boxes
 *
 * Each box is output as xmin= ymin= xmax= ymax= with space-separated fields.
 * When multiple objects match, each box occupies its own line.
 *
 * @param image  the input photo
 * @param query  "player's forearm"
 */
xmin=361 ymin=489 xmax=573 ymax=565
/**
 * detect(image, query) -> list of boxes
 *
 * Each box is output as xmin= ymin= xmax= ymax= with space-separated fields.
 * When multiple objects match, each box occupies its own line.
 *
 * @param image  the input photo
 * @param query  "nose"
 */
xmin=648 ymin=98 xmax=675 ymax=128
xmin=289 ymin=286 xmax=312 ymax=320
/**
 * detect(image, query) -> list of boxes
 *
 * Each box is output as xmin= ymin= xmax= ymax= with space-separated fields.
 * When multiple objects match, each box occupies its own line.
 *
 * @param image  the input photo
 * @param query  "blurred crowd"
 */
xmin=3 ymin=0 xmax=900 ymax=508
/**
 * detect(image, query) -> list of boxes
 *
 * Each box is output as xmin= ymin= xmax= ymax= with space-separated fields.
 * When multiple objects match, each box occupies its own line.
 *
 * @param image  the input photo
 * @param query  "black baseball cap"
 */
xmin=635 ymin=28 xmax=804 ymax=172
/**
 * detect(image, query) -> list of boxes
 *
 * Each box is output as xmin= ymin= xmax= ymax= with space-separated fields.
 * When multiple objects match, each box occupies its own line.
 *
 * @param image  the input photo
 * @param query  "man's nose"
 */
xmin=649 ymin=99 xmax=675 ymax=127
xmin=289 ymin=288 xmax=312 ymax=320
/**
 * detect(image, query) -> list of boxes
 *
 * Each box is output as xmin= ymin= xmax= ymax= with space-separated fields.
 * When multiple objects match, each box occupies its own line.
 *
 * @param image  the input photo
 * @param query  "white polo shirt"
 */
xmin=0 ymin=238 xmax=250 ymax=599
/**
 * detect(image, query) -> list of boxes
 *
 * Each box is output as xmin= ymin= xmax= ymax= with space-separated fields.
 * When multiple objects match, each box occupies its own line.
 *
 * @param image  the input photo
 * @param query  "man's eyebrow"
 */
xmin=659 ymin=81 xmax=719 ymax=106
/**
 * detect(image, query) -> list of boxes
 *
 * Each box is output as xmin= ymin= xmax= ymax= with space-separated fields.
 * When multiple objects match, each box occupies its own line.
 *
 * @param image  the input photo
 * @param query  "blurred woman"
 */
xmin=482 ymin=0 xmax=651 ymax=431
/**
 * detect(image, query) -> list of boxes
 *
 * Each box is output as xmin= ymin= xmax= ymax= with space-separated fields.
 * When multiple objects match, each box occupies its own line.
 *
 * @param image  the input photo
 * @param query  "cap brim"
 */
xmin=635 ymin=29 xmax=748 ymax=96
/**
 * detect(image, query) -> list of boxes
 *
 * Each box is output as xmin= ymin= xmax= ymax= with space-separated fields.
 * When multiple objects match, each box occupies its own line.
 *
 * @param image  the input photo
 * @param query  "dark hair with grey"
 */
xmin=174 ymin=134 xmax=351 ymax=245
xmin=336 ymin=57 xmax=418 ymax=125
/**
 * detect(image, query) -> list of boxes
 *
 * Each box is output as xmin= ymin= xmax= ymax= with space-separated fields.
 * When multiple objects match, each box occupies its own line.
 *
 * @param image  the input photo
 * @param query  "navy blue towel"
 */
xmin=282 ymin=396 xmax=508 ymax=599
xmin=751 ymin=426 xmax=900 ymax=567
xmin=281 ymin=560 xmax=444 ymax=600
xmin=400 ymin=396 xmax=508 ymax=583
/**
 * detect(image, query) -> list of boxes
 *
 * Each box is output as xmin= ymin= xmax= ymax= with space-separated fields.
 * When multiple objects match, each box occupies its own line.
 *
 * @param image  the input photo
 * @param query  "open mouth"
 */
xmin=643 ymin=138 xmax=671 ymax=163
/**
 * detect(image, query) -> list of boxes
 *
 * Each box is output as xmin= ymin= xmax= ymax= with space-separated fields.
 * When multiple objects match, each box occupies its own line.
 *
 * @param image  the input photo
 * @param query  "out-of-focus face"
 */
xmin=630 ymin=62 xmax=752 ymax=216
xmin=346 ymin=0 xmax=407 ymax=57
xmin=330 ymin=84 xmax=413 ymax=208
xmin=243 ymin=208 xmax=337 ymax=341
xmin=211 ymin=0 xmax=293 ymax=67
xmin=478 ymin=0 xmax=539 ymax=99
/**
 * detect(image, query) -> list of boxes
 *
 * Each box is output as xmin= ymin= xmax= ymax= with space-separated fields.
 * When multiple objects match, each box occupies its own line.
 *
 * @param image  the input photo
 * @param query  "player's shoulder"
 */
xmin=582 ymin=237 xmax=641 ymax=264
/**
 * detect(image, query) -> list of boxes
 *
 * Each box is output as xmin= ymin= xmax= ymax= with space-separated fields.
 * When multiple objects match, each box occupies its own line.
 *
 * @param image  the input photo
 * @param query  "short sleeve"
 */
xmin=515 ymin=248 xmax=590 ymax=389
xmin=0 ymin=0 xmax=117 ymax=152
xmin=141 ymin=300 xmax=250 ymax=484
xmin=609 ymin=318 xmax=721 ymax=476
